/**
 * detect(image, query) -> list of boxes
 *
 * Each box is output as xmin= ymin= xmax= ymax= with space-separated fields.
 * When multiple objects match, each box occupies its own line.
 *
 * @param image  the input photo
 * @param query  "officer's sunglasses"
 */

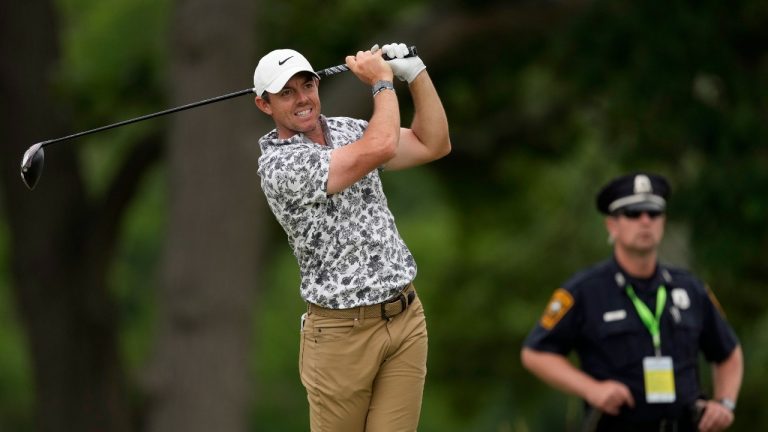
xmin=614 ymin=209 xmax=665 ymax=219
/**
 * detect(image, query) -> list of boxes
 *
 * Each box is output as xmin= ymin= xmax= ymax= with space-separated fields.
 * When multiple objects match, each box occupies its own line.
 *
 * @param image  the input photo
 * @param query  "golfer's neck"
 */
xmin=278 ymin=125 xmax=325 ymax=145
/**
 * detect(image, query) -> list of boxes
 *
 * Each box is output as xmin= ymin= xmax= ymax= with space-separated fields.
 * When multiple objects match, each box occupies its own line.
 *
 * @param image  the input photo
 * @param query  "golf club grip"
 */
xmin=316 ymin=45 xmax=418 ymax=78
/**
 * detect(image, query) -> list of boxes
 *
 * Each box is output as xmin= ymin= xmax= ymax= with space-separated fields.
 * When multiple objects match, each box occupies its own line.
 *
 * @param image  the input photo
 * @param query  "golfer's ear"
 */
xmin=255 ymin=96 xmax=272 ymax=115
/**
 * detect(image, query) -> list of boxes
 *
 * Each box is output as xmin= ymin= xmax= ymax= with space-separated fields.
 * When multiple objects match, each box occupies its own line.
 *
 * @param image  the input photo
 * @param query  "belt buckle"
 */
xmin=381 ymin=290 xmax=408 ymax=320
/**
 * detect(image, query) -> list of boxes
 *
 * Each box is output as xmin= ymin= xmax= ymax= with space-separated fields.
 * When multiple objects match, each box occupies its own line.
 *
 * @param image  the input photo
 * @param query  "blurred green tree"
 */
xmin=0 ymin=0 xmax=165 ymax=429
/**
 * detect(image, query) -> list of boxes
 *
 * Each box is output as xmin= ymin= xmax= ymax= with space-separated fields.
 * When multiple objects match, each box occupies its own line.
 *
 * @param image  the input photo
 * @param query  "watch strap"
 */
xmin=718 ymin=398 xmax=736 ymax=411
xmin=372 ymin=80 xmax=395 ymax=97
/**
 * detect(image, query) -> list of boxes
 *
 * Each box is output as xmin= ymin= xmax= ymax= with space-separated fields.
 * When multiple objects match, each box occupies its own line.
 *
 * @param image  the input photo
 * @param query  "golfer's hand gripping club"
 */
xmin=372 ymin=43 xmax=426 ymax=83
xmin=317 ymin=45 xmax=418 ymax=78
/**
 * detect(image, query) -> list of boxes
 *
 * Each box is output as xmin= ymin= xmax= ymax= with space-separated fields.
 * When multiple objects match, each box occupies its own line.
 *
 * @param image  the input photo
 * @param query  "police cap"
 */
xmin=596 ymin=172 xmax=670 ymax=215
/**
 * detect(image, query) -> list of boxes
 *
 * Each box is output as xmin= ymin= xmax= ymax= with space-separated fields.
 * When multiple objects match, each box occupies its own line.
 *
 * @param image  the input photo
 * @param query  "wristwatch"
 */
xmin=718 ymin=398 xmax=736 ymax=412
xmin=372 ymin=80 xmax=395 ymax=97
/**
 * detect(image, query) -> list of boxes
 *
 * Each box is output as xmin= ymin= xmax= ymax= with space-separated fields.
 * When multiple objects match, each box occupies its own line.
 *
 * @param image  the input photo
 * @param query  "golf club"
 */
xmin=20 ymin=46 xmax=418 ymax=190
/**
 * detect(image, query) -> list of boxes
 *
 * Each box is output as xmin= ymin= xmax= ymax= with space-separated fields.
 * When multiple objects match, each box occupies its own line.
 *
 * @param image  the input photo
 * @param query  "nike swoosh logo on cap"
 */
xmin=278 ymin=56 xmax=294 ymax=65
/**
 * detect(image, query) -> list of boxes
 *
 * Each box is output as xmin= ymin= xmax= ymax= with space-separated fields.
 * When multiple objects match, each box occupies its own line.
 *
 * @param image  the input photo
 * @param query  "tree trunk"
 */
xmin=143 ymin=0 xmax=268 ymax=430
xmin=0 ymin=1 xmax=133 ymax=431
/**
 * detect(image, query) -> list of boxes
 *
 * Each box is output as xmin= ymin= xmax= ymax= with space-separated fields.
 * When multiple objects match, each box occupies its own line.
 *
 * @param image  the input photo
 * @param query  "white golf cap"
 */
xmin=253 ymin=49 xmax=319 ymax=96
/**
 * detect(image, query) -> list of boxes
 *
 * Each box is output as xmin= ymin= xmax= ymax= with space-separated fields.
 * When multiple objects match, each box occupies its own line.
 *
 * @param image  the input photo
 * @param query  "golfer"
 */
xmin=253 ymin=43 xmax=450 ymax=432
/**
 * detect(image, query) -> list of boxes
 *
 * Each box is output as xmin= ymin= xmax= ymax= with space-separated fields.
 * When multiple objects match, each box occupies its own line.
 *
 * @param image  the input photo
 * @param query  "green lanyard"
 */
xmin=625 ymin=284 xmax=667 ymax=356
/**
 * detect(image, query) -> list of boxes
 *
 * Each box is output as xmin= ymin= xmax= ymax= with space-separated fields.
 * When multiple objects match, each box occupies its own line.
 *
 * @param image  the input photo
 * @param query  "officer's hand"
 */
xmin=585 ymin=380 xmax=635 ymax=416
xmin=698 ymin=400 xmax=734 ymax=432
xmin=371 ymin=42 xmax=426 ymax=84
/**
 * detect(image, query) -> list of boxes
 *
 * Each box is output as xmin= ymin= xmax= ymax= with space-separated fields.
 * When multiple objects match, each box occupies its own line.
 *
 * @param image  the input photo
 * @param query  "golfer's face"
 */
xmin=268 ymin=74 xmax=321 ymax=139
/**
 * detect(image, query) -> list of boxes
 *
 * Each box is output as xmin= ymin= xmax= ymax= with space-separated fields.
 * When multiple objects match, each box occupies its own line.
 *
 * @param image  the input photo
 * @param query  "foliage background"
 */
xmin=1 ymin=0 xmax=767 ymax=430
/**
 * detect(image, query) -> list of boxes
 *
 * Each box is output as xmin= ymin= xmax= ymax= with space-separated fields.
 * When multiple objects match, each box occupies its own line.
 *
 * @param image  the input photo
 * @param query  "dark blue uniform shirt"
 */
xmin=524 ymin=256 xmax=739 ymax=422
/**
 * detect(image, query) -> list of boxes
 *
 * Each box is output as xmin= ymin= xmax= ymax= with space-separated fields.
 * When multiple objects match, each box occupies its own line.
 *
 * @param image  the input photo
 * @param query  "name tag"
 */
xmin=603 ymin=309 xmax=626 ymax=322
xmin=643 ymin=356 xmax=676 ymax=403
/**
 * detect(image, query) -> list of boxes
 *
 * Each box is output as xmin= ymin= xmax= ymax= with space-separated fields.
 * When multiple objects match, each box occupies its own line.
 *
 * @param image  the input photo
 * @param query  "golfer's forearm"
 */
xmin=408 ymin=72 xmax=450 ymax=157
xmin=712 ymin=345 xmax=743 ymax=401
xmin=326 ymin=89 xmax=400 ymax=194
xmin=366 ymin=88 xmax=401 ymax=159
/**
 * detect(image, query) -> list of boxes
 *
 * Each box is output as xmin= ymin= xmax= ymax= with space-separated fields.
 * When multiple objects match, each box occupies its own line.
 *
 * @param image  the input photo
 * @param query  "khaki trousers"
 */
xmin=299 ymin=295 xmax=428 ymax=432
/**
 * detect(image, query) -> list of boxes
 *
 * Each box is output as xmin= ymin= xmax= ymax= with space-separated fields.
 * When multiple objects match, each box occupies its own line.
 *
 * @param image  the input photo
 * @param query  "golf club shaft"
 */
xmin=35 ymin=46 xmax=417 ymax=149
xmin=36 ymin=88 xmax=255 ymax=149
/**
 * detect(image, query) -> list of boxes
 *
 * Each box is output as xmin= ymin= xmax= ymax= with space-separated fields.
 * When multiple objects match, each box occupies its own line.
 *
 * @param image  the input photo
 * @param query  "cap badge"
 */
xmin=634 ymin=174 xmax=653 ymax=194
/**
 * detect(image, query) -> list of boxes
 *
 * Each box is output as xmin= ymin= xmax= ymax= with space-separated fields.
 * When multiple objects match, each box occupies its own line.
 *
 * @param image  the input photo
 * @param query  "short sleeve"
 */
xmin=698 ymin=284 xmax=740 ymax=363
xmin=524 ymin=287 xmax=581 ymax=355
xmin=259 ymin=145 xmax=331 ymax=205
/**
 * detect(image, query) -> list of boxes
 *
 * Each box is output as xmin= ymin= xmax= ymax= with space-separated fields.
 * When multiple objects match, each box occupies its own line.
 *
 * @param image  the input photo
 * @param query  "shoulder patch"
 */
xmin=540 ymin=288 xmax=574 ymax=330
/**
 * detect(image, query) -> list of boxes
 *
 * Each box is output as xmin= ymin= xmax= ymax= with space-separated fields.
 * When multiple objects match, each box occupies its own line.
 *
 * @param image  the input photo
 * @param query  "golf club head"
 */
xmin=20 ymin=143 xmax=45 ymax=190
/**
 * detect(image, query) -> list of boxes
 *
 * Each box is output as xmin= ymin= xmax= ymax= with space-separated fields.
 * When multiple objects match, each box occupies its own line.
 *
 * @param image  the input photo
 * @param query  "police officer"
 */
xmin=521 ymin=172 xmax=743 ymax=432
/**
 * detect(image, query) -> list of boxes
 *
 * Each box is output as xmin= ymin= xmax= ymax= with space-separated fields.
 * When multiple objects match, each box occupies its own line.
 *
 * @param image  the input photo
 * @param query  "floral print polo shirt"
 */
xmin=258 ymin=115 xmax=416 ymax=308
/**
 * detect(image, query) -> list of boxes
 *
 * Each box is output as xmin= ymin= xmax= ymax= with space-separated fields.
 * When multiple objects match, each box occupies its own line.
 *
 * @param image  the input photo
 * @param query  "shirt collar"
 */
xmin=259 ymin=115 xmax=330 ymax=150
xmin=610 ymin=255 xmax=672 ymax=290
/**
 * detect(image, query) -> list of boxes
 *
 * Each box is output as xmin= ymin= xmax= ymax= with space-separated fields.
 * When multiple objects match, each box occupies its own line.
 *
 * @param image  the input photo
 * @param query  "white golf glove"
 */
xmin=371 ymin=42 xmax=426 ymax=84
